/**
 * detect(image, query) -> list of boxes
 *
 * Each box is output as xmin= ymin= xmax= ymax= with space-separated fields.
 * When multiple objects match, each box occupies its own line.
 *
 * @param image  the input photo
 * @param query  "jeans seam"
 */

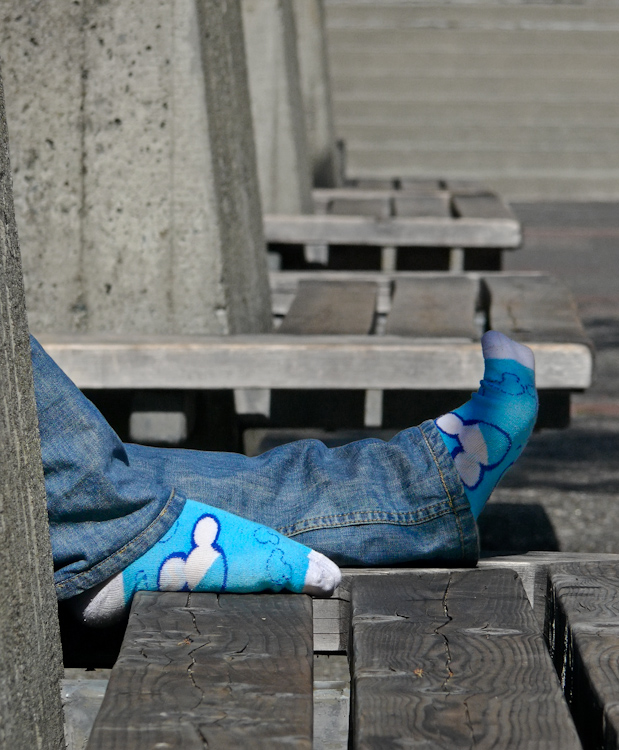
xmin=278 ymin=501 xmax=463 ymax=537
xmin=420 ymin=424 xmax=467 ymax=557
xmin=55 ymin=488 xmax=181 ymax=594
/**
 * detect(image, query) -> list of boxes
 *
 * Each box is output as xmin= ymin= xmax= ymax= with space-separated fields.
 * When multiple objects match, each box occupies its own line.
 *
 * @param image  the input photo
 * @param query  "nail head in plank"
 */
xmin=385 ymin=276 xmax=479 ymax=339
xmin=277 ymin=280 xmax=377 ymax=335
xmin=87 ymin=591 xmax=313 ymax=750
xmin=264 ymin=214 xmax=521 ymax=249
xmin=483 ymin=274 xmax=592 ymax=346
xmin=350 ymin=570 xmax=582 ymax=750
xmin=550 ymin=562 xmax=619 ymax=750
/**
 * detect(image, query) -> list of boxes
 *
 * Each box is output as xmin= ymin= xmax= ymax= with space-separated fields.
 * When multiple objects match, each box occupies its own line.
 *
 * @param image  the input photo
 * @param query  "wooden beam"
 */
xmin=36 ymin=334 xmax=592 ymax=390
xmin=277 ymin=280 xmax=377 ymax=334
xmin=385 ymin=276 xmax=479 ymax=338
xmin=484 ymin=275 xmax=592 ymax=346
xmin=349 ymin=571 xmax=582 ymax=749
xmin=549 ymin=562 xmax=619 ymax=750
xmin=87 ymin=591 xmax=313 ymax=749
xmin=264 ymin=214 xmax=521 ymax=248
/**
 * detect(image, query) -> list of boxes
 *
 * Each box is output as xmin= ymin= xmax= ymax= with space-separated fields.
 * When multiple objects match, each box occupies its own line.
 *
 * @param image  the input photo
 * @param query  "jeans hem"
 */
xmin=419 ymin=418 xmax=480 ymax=561
xmin=55 ymin=488 xmax=186 ymax=600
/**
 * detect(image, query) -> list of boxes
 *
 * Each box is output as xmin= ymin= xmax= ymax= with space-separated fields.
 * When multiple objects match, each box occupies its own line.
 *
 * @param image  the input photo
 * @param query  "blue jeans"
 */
xmin=31 ymin=337 xmax=479 ymax=601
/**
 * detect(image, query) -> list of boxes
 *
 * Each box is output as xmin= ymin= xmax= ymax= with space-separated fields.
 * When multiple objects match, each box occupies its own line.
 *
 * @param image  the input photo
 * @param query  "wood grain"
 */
xmin=549 ymin=562 xmax=619 ymax=750
xmin=277 ymin=280 xmax=377 ymax=334
xmin=385 ymin=276 xmax=479 ymax=338
xmin=484 ymin=274 xmax=592 ymax=345
xmin=349 ymin=570 xmax=582 ymax=749
xmin=87 ymin=591 xmax=313 ymax=749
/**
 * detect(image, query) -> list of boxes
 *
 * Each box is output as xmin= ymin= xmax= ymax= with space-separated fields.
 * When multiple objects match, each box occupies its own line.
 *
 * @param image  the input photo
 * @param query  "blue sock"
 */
xmin=71 ymin=499 xmax=341 ymax=626
xmin=435 ymin=332 xmax=538 ymax=519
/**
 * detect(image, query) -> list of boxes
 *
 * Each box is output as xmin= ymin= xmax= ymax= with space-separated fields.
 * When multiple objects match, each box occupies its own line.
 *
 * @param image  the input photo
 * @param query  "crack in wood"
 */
xmin=434 ymin=574 xmax=454 ymax=691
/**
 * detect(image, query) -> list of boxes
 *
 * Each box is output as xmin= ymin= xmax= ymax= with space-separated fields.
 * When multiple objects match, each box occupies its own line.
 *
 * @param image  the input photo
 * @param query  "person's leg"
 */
xmin=32 ymin=336 xmax=338 ymax=612
xmin=435 ymin=331 xmax=538 ymax=519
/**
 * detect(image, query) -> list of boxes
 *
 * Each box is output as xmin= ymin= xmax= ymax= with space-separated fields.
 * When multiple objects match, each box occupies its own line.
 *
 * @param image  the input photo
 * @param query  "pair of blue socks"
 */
xmin=72 ymin=331 xmax=537 ymax=627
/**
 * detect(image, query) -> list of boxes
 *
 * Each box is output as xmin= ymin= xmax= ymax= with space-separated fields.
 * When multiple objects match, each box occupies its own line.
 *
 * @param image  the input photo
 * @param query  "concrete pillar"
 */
xmin=292 ymin=0 xmax=340 ymax=187
xmin=0 ymin=0 xmax=271 ymax=336
xmin=0 ymin=68 xmax=65 ymax=750
xmin=241 ymin=0 xmax=314 ymax=214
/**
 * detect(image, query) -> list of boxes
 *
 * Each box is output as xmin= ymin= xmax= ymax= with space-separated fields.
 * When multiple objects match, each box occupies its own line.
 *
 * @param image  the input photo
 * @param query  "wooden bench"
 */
xmin=38 ymin=270 xmax=592 ymax=441
xmin=266 ymin=180 xmax=520 ymax=272
xmin=72 ymin=552 xmax=619 ymax=749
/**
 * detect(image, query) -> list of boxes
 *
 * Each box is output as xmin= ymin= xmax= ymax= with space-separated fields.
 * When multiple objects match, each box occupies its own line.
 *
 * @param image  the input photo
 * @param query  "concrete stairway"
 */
xmin=325 ymin=0 xmax=619 ymax=200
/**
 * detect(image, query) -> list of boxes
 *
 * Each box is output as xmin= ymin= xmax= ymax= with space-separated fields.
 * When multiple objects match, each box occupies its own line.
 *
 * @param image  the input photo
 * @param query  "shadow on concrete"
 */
xmin=479 ymin=503 xmax=560 ymax=554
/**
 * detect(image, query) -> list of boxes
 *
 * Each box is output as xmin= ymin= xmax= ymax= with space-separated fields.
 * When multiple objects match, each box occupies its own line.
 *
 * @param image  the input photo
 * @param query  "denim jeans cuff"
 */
xmin=419 ymin=419 xmax=480 ymax=562
xmin=55 ymin=489 xmax=187 ymax=600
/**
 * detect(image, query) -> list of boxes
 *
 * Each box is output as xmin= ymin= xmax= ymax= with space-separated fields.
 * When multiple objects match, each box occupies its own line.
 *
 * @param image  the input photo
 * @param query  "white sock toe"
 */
xmin=303 ymin=550 xmax=341 ymax=596
xmin=68 ymin=573 xmax=127 ymax=628
xmin=481 ymin=330 xmax=534 ymax=370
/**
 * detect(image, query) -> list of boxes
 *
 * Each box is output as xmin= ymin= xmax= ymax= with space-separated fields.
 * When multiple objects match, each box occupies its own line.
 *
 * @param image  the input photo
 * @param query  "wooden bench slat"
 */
xmin=398 ymin=177 xmax=444 ymax=191
xmin=277 ymin=280 xmax=377 ymax=335
xmin=264 ymin=214 xmax=521 ymax=249
xmin=328 ymin=196 xmax=392 ymax=219
xmin=38 ymin=334 xmax=592 ymax=390
xmin=483 ymin=274 xmax=592 ymax=345
xmin=452 ymin=193 xmax=517 ymax=222
xmin=87 ymin=591 xmax=313 ymax=749
xmin=393 ymin=192 xmax=451 ymax=218
xmin=549 ymin=562 xmax=619 ymax=750
xmin=350 ymin=571 xmax=582 ymax=749
xmin=385 ymin=276 xmax=479 ymax=338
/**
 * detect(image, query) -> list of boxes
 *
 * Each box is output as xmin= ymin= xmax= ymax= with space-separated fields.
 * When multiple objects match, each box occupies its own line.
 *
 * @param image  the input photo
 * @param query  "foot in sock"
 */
xmin=71 ymin=499 xmax=341 ymax=627
xmin=435 ymin=330 xmax=538 ymax=519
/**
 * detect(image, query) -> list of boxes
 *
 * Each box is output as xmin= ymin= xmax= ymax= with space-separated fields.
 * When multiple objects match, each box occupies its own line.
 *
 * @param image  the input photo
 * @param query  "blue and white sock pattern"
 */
xmin=72 ymin=499 xmax=341 ymax=627
xmin=435 ymin=333 xmax=538 ymax=519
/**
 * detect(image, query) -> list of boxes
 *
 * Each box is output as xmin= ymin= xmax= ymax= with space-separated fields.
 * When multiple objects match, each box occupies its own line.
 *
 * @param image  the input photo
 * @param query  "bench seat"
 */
xmin=76 ymin=553 xmax=619 ymax=750
xmin=266 ymin=180 xmax=521 ymax=272
xmin=37 ymin=271 xmax=592 ymax=435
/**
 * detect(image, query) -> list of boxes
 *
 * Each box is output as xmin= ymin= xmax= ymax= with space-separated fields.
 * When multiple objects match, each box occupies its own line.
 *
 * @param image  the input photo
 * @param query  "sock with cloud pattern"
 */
xmin=70 ymin=499 xmax=341 ymax=627
xmin=435 ymin=331 xmax=538 ymax=520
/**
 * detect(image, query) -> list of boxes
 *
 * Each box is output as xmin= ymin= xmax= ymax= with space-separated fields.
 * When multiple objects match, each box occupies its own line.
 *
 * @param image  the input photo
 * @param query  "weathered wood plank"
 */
xmin=549 ymin=562 xmax=619 ymax=750
xmin=278 ymin=280 xmax=377 ymax=334
xmin=394 ymin=191 xmax=451 ymax=218
xmin=349 ymin=571 xmax=582 ymax=749
xmin=87 ymin=591 xmax=313 ymax=749
xmin=264 ymin=214 xmax=521 ymax=248
xmin=37 ymin=334 xmax=593 ymax=390
xmin=311 ymin=555 xmax=619 ymax=653
xmin=385 ymin=276 xmax=479 ymax=338
xmin=328 ymin=196 xmax=392 ymax=218
xmin=484 ymin=274 xmax=592 ymax=346
xmin=452 ymin=192 xmax=517 ymax=222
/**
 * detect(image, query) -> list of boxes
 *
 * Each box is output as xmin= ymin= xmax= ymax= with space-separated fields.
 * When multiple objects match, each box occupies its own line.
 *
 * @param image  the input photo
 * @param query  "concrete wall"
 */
xmin=0 ymin=0 xmax=271 ymax=335
xmin=0 ymin=68 xmax=65 ymax=750
xmin=293 ymin=0 xmax=340 ymax=187
xmin=326 ymin=0 xmax=619 ymax=200
xmin=242 ymin=0 xmax=314 ymax=214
